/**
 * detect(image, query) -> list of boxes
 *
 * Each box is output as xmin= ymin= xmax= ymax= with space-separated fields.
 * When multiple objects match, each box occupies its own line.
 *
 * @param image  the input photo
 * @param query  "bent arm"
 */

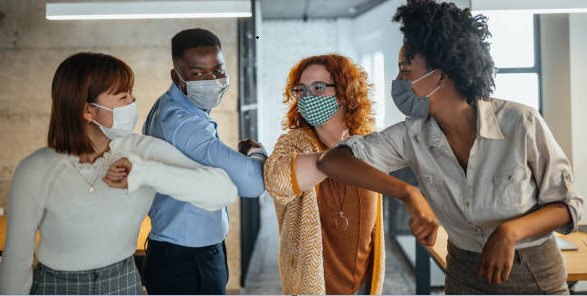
xmin=499 ymin=203 xmax=570 ymax=244
xmin=318 ymin=145 xmax=439 ymax=245
xmin=126 ymin=137 xmax=238 ymax=211
xmin=294 ymin=152 xmax=327 ymax=192
xmin=318 ymin=146 xmax=413 ymax=202
xmin=526 ymin=110 xmax=584 ymax=234
xmin=172 ymin=119 xmax=265 ymax=197
xmin=264 ymin=132 xmax=323 ymax=206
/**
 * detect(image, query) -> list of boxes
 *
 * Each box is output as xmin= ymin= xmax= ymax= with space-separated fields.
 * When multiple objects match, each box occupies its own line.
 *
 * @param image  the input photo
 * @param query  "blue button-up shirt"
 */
xmin=143 ymin=83 xmax=265 ymax=247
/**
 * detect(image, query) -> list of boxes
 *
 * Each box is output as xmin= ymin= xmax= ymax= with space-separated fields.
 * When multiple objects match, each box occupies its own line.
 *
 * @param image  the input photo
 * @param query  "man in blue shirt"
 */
xmin=142 ymin=28 xmax=266 ymax=295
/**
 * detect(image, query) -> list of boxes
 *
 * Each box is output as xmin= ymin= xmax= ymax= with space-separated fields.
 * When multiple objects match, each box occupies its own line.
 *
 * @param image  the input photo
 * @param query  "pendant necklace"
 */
xmin=68 ymin=154 xmax=108 ymax=193
xmin=331 ymin=179 xmax=348 ymax=232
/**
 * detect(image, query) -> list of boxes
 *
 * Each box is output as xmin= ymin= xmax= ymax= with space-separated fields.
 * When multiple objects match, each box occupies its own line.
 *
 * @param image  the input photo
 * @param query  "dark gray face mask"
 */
xmin=391 ymin=69 xmax=440 ymax=118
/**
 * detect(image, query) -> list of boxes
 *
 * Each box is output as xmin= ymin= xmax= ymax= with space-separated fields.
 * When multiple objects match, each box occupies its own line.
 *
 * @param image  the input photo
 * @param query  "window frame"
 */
xmin=492 ymin=14 xmax=543 ymax=114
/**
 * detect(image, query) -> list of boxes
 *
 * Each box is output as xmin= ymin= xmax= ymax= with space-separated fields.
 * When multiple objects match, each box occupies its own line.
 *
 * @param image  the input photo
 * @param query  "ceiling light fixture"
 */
xmin=46 ymin=1 xmax=252 ymax=20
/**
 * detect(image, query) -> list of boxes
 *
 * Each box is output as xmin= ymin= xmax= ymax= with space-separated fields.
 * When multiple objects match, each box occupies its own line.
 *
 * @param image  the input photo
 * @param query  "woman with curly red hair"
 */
xmin=264 ymin=54 xmax=438 ymax=295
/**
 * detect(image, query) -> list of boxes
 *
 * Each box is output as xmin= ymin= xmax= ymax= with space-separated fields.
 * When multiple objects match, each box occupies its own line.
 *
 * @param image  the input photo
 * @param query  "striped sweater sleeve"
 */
xmin=264 ymin=132 xmax=302 ymax=207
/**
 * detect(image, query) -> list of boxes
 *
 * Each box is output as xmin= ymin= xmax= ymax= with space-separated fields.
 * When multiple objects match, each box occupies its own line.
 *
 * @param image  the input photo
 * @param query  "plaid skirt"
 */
xmin=30 ymin=256 xmax=142 ymax=295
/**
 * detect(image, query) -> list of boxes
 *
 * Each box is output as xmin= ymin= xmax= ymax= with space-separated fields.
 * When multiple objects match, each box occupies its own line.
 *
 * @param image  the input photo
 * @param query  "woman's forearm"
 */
xmin=294 ymin=152 xmax=327 ymax=192
xmin=317 ymin=146 xmax=413 ymax=201
xmin=500 ymin=202 xmax=571 ymax=243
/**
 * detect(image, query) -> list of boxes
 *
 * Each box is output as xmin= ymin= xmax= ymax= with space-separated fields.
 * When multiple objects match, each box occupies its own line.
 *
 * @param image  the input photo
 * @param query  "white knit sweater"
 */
xmin=0 ymin=134 xmax=237 ymax=295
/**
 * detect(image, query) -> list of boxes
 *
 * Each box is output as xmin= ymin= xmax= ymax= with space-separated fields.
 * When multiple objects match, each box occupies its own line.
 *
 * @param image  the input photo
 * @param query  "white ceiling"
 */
xmin=259 ymin=0 xmax=388 ymax=19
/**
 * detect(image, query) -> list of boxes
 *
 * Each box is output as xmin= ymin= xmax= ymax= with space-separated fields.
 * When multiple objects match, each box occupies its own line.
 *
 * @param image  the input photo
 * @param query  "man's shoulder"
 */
xmin=160 ymin=96 xmax=208 ymax=120
xmin=152 ymin=95 xmax=211 ymax=132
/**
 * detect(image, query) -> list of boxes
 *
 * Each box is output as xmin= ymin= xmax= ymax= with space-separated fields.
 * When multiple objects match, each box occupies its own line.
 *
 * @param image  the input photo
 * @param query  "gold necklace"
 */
xmin=67 ymin=141 xmax=110 ymax=193
xmin=68 ymin=156 xmax=109 ymax=193
xmin=331 ymin=179 xmax=348 ymax=232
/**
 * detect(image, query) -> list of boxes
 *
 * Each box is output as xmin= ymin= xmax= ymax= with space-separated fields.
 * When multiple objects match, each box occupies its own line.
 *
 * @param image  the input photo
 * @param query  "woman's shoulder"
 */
xmin=271 ymin=128 xmax=320 ymax=153
xmin=281 ymin=127 xmax=314 ymax=141
xmin=15 ymin=147 xmax=59 ymax=176
xmin=486 ymin=98 xmax=540 ymax=125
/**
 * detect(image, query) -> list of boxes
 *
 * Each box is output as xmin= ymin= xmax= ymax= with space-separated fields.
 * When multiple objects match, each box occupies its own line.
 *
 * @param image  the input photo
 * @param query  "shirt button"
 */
xmin=465 ymin=201 xmax=471 ymax=207
xmin=475 ymin=226 xmax=482 ymax=233
xmin=290 ymin=258 xmax=295 ymax=267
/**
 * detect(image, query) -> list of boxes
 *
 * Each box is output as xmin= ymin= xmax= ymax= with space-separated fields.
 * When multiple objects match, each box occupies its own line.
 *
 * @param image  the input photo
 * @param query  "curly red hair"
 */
xmin=283 ymin=54 xmax=375 ymax=136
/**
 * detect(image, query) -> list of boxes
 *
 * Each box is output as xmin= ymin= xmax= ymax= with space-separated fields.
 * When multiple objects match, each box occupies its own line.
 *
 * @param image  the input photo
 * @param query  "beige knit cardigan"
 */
xmin=264 ymin=127 xmax=385 ymax=295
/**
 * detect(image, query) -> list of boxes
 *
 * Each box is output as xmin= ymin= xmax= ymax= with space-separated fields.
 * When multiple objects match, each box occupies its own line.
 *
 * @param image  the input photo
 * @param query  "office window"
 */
xmin=361 ymin=52 xmax=386 ymax=130
xmin=474 ymin=10 xmax=541 ymax=112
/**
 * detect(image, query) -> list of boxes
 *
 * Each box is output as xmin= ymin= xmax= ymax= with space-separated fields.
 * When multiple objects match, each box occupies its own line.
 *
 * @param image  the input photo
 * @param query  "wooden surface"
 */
xmin=427 ymin=226 xmax=587 ymax=281
xmin=136 ymin=216 xmax=151 ymax=256
xmin=0 ymin=215 xmax=151 ymax=256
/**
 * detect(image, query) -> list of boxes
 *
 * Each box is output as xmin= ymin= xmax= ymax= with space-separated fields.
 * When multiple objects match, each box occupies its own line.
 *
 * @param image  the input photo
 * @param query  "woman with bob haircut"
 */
xmin=0 ymin=52 xmax=237 ymax=295
xmin=264 ymin=54 xmax=438 ymax=295
xmin=319 ymin=0 xmax=584 ymax=294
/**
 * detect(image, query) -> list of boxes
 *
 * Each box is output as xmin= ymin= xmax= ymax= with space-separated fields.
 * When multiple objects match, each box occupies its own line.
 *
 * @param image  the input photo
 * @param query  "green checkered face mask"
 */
xmin=297 ymin=95 xmax=340 ymax=127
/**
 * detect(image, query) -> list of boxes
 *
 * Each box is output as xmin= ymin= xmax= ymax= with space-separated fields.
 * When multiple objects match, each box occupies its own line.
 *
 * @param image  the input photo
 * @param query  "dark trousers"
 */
xmin=142 ymin=238 xmax=229 ymax=295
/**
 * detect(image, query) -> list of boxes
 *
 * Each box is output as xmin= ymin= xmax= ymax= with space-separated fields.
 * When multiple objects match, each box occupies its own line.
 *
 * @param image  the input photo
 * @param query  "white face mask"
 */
xmin=91 ymin=101 xmax=137 ymax=139
xmin=175 ymin=69 xmax=229 ymax=110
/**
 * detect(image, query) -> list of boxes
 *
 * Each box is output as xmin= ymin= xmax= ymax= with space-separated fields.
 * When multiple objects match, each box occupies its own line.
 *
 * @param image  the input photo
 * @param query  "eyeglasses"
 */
xmin=290 ymin=82 xmax=335 ymax=98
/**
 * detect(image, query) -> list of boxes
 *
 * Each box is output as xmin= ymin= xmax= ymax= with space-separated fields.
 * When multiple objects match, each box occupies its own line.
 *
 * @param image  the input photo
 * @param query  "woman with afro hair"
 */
xmin=319 ymin=0 xmax=583 ymax=294
xmin=264 ymin=54 xmax=438 ymax=295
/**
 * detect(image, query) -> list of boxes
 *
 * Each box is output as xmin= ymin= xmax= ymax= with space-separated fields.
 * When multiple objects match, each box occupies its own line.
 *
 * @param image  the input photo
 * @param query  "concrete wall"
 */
xmin=0 ymin=0 xmax=242 ymax=291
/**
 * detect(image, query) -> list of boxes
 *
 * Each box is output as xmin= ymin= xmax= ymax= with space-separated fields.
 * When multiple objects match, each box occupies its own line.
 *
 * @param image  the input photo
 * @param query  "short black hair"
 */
xmin=393 ymin=0 xmax=495 ymax=106
xmin=171 ymin=28 xmax=222 ymax=61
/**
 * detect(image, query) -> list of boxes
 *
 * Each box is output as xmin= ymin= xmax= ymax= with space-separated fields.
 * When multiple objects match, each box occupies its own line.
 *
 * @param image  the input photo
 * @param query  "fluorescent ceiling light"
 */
xmin=475 ymin=8 xmax=587 ymax=14
xmin=46 ymin=1 xmax=252 ymax=20
xmin=472 ymin=0 xmax=587 ymax=14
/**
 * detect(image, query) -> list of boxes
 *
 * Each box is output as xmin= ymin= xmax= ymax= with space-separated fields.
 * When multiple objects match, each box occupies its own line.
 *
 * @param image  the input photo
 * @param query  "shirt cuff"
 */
xmin=555 ymin=170 xmax=582 ymax=234
xmin=247 ymin=147 xmax=268 ymax=161
xmin=125 ymin=152 xmax=148 ymax=194
xmin=291 ymin=152 xmax=302 ymax=196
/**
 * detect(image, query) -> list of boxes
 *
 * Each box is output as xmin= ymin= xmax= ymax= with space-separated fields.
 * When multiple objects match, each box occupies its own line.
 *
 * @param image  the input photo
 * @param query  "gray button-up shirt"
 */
xmin=340 ymin=98 xmax=584 ymax=252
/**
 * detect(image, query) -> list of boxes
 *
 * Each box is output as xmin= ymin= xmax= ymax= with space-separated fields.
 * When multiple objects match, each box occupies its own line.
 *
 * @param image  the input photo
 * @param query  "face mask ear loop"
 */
xmin=426 ymin=84 xmax=442 ymax=98
xmin=174 ymin=68 xmax=189 ymax=89
xmin=91 ymin=103 xmax=113 ymax=112
xmin=412 ymin=69 xmax=438 ymax=85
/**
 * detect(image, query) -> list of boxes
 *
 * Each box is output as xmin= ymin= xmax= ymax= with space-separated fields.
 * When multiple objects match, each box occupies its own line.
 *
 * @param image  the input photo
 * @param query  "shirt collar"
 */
xmin=477 ymin=99 xmax=505 ymax=140
xmin=410 ymin=117 xmax=443 ymax=149
xmin=167 ymin=82 xmax=211 ymax=116
xmin=415 ymin=100 xmax=505 ymax=149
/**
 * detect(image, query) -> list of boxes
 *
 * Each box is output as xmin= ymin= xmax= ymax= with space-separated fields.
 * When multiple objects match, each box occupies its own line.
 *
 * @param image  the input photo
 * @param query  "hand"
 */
xmin=238 ymin=138 xmax=263 ymax=155
xmin=477 ymin=223 xmax=517 ymax=284
xmin=403 ymin=187 xmax=439 ymax=247
xmin=103 ymin=157 xmax=132 ymax=189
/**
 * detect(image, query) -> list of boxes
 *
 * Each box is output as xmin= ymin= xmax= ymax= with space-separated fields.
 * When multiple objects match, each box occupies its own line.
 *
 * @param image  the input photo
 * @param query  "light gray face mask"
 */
xmin=175 ymin=69 xmax=229 ymax=110
xmin=91 ymin=101 xmax=137 ymax=139
xmin=391 ymin=69 xmax=440 ymax=118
